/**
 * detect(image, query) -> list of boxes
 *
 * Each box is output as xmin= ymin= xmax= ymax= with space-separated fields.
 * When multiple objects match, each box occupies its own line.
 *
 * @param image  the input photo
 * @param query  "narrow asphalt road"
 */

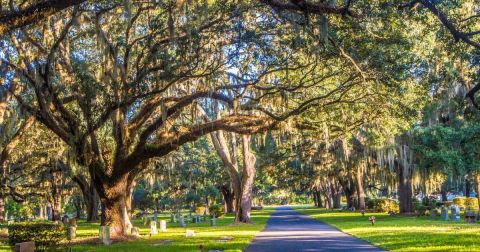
xmin=244 ymin=206 xmax=386 ymax=252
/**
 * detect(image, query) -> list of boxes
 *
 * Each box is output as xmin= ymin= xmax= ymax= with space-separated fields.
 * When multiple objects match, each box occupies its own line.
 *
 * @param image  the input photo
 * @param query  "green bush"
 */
xmin=367 ymin=198 xmax=399 ymax=213
xmin=195 ymin=206 xmax=206 ymax=215
xmin=453 ymin=197 xmax=467 ymax=208
xmin=443 ymin=201 xmax=453 ymax=207
xmin=8 ymin=222 xmax=64 ymax=251
xmin=466 ymin=197 xmax=479 ymax=210
xmin=208 ymin=204 xmax=224 ymax=217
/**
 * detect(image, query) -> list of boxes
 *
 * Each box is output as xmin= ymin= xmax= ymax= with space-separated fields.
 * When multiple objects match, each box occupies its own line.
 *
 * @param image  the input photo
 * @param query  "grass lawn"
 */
xmin=294 ymin=206 xmax=480 ymax=252
xmin=0 ymin=208 xmax=272 ymax=252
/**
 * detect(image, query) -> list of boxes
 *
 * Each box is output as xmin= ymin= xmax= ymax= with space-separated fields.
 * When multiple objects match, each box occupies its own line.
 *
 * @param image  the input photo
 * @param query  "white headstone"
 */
xmin=451 ymin=205 xmax=461 ymax=221
xmin=99 ymin=226 xmax=111 ymax=245
xmin=150 ymin=221 xmax=158 ymax=235
xmin=67 ymin=226 xmax=76 ymax=240
xmin=180 ymin=215 xmax=186 ymax=227
xmin=185 ymin=229 xmax=196 ymax=237
xmin=131 ymin=227 xmax=140 ymax=237
xmin=160 ymin=220 xmax=167 ymax=232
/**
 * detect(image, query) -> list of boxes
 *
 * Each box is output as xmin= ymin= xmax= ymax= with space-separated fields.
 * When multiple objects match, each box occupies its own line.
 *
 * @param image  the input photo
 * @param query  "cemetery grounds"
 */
xmin=295 ymin=206 xmax=480 ymax=252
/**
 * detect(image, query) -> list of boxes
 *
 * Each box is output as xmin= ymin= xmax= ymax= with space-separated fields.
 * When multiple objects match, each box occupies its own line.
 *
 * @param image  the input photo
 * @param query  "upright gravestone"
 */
xmin=14 ymin=241 xmax=35 ymax=252
xmin=69 ymin=218 xmax=77 ymax=227
xmin=67 ymin=226 xmax=76 ymax=240
xmin=160 ymin=220 xmax=167 ymax=232
xmin=171 ymin=213 xmax=176 ymax=223
xmin=99 ymin=226 xmax=111 ymax=245
xmin=451 ymin=205 xmax=461 ymax=221
xmin=429 ymin=209 xmax=438 ymax=220
xmin=143 ymin=213 xmax=148 ymax=226
xmin=180 ymin=215 xmax=186 ymax=227
xmin=150 ymin=221 xmax=158 ymax=235
xmin=131 ymin=227 xmax=141 ymax=237
xmin=210 ymin=215 xmax=216 ymax=226
xmin=440 ymin=207 xmax=449 ymax=221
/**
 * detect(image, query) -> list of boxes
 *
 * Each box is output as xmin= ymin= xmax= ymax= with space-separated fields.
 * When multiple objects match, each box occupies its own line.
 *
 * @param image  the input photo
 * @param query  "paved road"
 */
xmin=244 ymin=206 xmax=386 ymax=252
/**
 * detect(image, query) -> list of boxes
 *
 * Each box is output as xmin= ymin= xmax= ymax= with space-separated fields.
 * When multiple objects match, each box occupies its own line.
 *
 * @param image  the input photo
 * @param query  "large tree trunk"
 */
xmin=331 ymin=183 xmax=342 ymax=209
xmin=236 ymin=135 xmax=256 ymax=223
xmin=221 ymin=185 xmax=235 ymax=213
xmin=96 ymin=174 xmax=132 ymax=237
xmin=355 ymin=167 xmax=366 ymax=211
xmin=86 ymin=187 xmax=99 ymax=222
xmin=344 ymin=185 xmax=357 ymax=209
xmin=210 ymin=131 xmax=257 ymax=223
xmin=397 ymin=163 xmax=413 ymax=214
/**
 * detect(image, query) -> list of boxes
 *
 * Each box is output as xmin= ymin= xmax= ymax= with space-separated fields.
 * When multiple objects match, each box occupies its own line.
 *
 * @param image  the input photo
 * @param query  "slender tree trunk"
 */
xmin=313 ymin=188 xmax=323 ymax=208
xmin=465 ymin=178 xmax=471 ymax=197
xmin=51 ymin=172 xmax=62 ymax=221
xmin=441 ymin=191 xmax=448 ymax=202
xmin=324 ymin=192 xmax=332 ymax=209
xmin=74 ymin=197 xmax=82 ymax=219
xmin=221 ymin=185 xmax=234 ymax=213
xmin=0 ymin=195 xmax=5 ymax=222
xmin=476 ymin=174 xmax=480 ymax=208
xmin=126 ymin=180 xmax=137 ymax=221
xmin=86 ymin=186 xmax=99 ymax=222
xmin=345 ymin=186 xmax=357 ymax=209
xmin=72 ymin=175 xmax=99 ymax=222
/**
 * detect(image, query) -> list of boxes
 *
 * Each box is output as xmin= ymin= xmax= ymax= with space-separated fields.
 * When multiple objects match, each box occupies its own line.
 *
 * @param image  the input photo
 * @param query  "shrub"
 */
xmin=8 ymin=222 xmax=64 ymax=251
xmin=442 ymin=201 xmax=453 ymax=207
xmin=194 ymin=206 xmax=206 ymax=215
xmin=465 ymin=197 xmax=479 ymax=210
xmin=453 ymin=197 xmax=467 ymax=208
xmin=367 ymin=198 xmax=399 ymax=213
xmin=208 ymin=204 xmax=224 ymax=217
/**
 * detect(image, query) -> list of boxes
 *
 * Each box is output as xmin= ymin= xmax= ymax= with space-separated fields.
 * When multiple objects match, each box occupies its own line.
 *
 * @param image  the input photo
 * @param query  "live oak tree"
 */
xmin=1 ymin=1 xmax=368 ymax=235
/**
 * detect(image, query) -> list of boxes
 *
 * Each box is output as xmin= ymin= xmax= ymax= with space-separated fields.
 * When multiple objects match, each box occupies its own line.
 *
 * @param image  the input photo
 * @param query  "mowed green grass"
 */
xmin=294 ymin=206 xmax=480 ymax=252
xmin=0 ymin=208 xmax=272 ymax=252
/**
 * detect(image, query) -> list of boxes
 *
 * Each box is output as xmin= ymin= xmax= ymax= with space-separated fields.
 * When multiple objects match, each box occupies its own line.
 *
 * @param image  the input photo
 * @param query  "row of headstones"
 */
xmin=170 ymin=213 xmax=216 ymax=227
xmin=431 ymin=205 xmax=475 ymax=222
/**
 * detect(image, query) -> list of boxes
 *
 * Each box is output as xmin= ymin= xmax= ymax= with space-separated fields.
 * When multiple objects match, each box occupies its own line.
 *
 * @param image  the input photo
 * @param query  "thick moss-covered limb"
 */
xmin=0 ymin=0 xmax=85 ymax=35
xmin=261 ymin=0 xmax=359 ymax=17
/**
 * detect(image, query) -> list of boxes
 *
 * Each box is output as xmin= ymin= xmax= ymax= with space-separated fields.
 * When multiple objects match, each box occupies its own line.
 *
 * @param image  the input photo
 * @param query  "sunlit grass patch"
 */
xmin=295 ymin=206 xmax=480 ymax=252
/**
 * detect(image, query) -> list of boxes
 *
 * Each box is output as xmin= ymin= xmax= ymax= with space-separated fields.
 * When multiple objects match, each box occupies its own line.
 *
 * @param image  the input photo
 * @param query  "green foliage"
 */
xmin=366 ymin=198 xmax=399 ymax=213
xmin=8 ymin=223 xmax=64 ymax=251
xmin=208 ymin=204 xmax=224 ymax=217
xmin=453 ymin=197 xmax=466 ymax=208
xmin=194 ymin=206 xmax=206 ymax=215
xmin=465 ymin=198 xmax=479 ymax=210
